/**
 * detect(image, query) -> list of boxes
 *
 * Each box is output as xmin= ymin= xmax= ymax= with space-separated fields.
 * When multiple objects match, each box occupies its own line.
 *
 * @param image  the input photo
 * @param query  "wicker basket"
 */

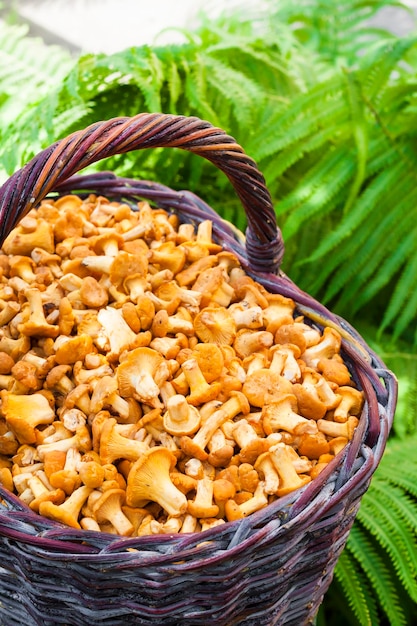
xmin=0 ymin=114 xmax=397 ymax=626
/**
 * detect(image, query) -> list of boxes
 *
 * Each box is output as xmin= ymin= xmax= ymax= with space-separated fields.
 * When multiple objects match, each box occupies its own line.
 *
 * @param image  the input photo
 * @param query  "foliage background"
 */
xmin=0 ymin=1 xmax=416 ymax=624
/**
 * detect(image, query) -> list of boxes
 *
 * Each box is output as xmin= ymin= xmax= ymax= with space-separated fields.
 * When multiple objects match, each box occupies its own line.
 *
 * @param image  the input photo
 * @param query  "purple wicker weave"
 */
xmin=0 ymin=114 xmax=397 ymax=626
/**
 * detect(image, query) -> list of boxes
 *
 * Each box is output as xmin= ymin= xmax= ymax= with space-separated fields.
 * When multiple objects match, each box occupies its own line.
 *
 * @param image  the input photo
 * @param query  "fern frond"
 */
xmin=129 ymin=46 xmax=164 ymax=111
xmin=329 ymin=431 xmax=417 ymax=624
xmin=359 ymin=37 xmax=417 ymax=101
xmin=326 ymin=189 xmax=417 ymax=306
xmin=267 ymin=0 xmax=410 ymax=63
xmin=251 ymin=75 xmax=345 ymax=160
xmin=279 ymin=148 xmax=356 ymax=236
xmin=380 ymin=251 xmax=417 ymax=338
xmin=259 ymin=122 xmax=348 ymax=184
xmin=348 ymin=316 xmax=417 ymax=438
xmin=376 ymin=464 xmax=417 ymax=497
xmin=82 ymin=46 xmax=164 ymax=111
xmin=350 ymin=228 xmax=416 ymax=310
xmin=183 ymin=52 xmax=219 ymax=124
xmin=303 ymin=152 xmax=402 ymax=266
xmin=357 ymin=503 xmax=417 ymax=602
xmin=301 ymin=153 xmax=415 ymax=302
xmin=255 ymin=99 xmax=349 ymax=170
xmin=379 ymin=436 xmax=417 ymax=488
xmin=203 ymin=56 xmax=265 ymax=128
xmin=369 ymin=481 xmax=417 ymax=533
xmin=163 ymin=52 xmax=182 ymax=113
xmin=205 ymin=39 xmax=294 ymax=86
xmin=342 ymin=69 xmax=368 ymax=215
xmin=378 ymin=350 xmax=417 ymax=438
xmin=0 ymin=22 xmax=72 ymax=90
xmin=333 ymin=548 xmax=375 ymax=626
xmin=354 ymin=436 xmax=417 ymax=606
xmin=280 ymin=213 xmax=335 ymax=287
xmin=0 ymin=21 xmax=73 ymax=125
xmin=345 ymin=524 xmax=406 ymax=625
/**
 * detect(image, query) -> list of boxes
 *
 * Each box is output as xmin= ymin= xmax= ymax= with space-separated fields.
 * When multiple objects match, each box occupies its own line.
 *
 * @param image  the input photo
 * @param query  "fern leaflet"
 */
xmin=345 ymin=524 xmax=406 ymax=625
xmin=333 ymin=549 xmax=374 ymax=625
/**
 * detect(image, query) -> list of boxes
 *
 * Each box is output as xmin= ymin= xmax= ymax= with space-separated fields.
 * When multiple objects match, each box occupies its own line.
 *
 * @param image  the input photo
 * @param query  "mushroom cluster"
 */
xmin=0 ymin=194 xmax=364 ymax=536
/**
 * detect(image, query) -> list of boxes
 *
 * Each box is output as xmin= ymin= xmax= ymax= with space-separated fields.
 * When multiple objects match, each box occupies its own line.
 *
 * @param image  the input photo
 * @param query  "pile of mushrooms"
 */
xmin=0 ymin=194 xmax=364 ymax=536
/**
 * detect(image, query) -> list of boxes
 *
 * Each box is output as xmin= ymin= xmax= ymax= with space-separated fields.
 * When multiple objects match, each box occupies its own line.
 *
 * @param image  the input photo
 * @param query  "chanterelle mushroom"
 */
xmin=92 ymin=488 xmax=134 ymax=536
xmin=2 ymin=218 xmax=54 ymax=255
xmin=99 ymin=417 xmax=149 ymax=464
xmin=18 ymin=288 xmax=59 ymax=338
xmin=1 ymin=391 xmax=55 ymax=444
xmin=126 ymin=447 xmax=187 ymax=517
xmin=117 ymin=347 xmax=170 ymax=408
xmin=97 ymin=306 xmax=138 ymax=361
xmin=262 ymin=394 xmax=318 ymax=436
xmin=193 ymin=306 xmax=236 ymax=345
xmin=39 ymin=484 xmax=93 ymax=529
xmin=163 ymin=394 xmax=201 ymax=436
xmin=242 ymin=369 xmax=293 ymax=408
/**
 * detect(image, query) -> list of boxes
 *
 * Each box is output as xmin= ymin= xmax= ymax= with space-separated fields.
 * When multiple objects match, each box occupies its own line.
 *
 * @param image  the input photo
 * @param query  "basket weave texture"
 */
xmin=0 ymin=114 xmax=397 ymax=626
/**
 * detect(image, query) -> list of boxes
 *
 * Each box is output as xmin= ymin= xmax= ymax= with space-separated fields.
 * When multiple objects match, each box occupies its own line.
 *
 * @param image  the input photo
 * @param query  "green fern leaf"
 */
xmin=345 ymin=524 xmax=405 ymax=625
xmin=302 ymin=161 xmax=410 ymax=299
xmin=303 ymin=154 xmax=403 ymax=266
xmin=378 ymin=434 xmax=417 ymax=475
xmin=258 ymin=123 xmax=348 ymax=184
xmin=183 ymin=53 xmax=219 ymax=124
xmin=91 ymin=46 xmax=164 ymax=112
xmin=279 ymin=148 xmax=356 ymax=237
xmin=206 ymin=40 xmax=294 ymax=86
xmin=369 ymin=481 xmax=417 ymax=533
xmin=203 ymin=56 xmax=265 ymax=128
xmin=326 ymin=191 xmax=417 ymax=306
xmin=380 ymin=251 xmax=417 ymax=338
xmin=257 ymin=103 xmax=349 ymax=175
xmin=342 ymin=69 xmax=368 ymax=215
xmin=251 ymin=76 xmax=346 ymax=161
xmin=333 ymin=549 xmax=374 ymax=626
xmin=164 ymin=54 xmax=182 ymax=113
xmin=270 ymin=0 xmax=408 ymax=63
xmin=130 ymin=46 xmax=164 ymax=111
xmin=350 ymin=228 xmax=416 ymax=311
xmin=0 ymin=21 xmax=73 ymax=126
xmin=359 ymin=37 xmax=417 ymax=101
xmin=378 ymin=350 xmax=417 ymax=438
xmin=358 ymin=496 xmax=417 ymax=601
xmin=378 ymin=465 xmax=417 ymax=498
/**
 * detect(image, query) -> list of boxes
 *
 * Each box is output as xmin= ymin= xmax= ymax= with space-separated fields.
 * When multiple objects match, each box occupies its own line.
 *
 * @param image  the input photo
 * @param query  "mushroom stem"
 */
xmin=233 ymin=419 xmax=268 ymax=465
xmin=92 ymin=488 xmax=133 ymax=536
xmin=99 ymin=418 xmax=149 ymax=464
xmin=181 ymin=358 xmax=221 ymax=406
xmin=225 ymin=481 xmax=268 ymax=521
xmin=39 ymin=484 xmax=92 ymax=529
xmin=19 ymin=288 xmax=59 ymax=338
xmin=261 ymin=394 xmax=318 ymax=436
xmin=163 ymin=394 xmax=201 ymax=436
xmin=317 ymin=415 xmax=359 ymax=440
xmin=269 ymin=443 xmax=311 ymax=497
xmin=269 ymin=344 xmax=301 ymax=382
xmin=126 ymin=447 xmax=187 ymax=517
xmin=254 ymin=453 xmax=280 ymax=495
xmin=188 ymin=476 xmax=219 ymax=519
xmin=181 ymin=391 xmax=249 ymax=460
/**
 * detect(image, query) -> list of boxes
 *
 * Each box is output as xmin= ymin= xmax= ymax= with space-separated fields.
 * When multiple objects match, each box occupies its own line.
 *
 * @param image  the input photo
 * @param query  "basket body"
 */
xmin=0 ymin=474 xmax=367 ymax=626
xmin=0 ymin=115 xmax=397 ymax=626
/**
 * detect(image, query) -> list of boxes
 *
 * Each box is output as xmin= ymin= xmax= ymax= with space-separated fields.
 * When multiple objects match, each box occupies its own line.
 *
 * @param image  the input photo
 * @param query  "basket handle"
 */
xmin=0 ymin=113 xmax=284 ymax=273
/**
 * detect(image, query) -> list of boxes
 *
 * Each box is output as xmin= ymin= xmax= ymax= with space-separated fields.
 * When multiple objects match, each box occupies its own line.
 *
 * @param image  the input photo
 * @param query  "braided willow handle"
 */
xmin=0 ymin=113 xmax=284 ymax=272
